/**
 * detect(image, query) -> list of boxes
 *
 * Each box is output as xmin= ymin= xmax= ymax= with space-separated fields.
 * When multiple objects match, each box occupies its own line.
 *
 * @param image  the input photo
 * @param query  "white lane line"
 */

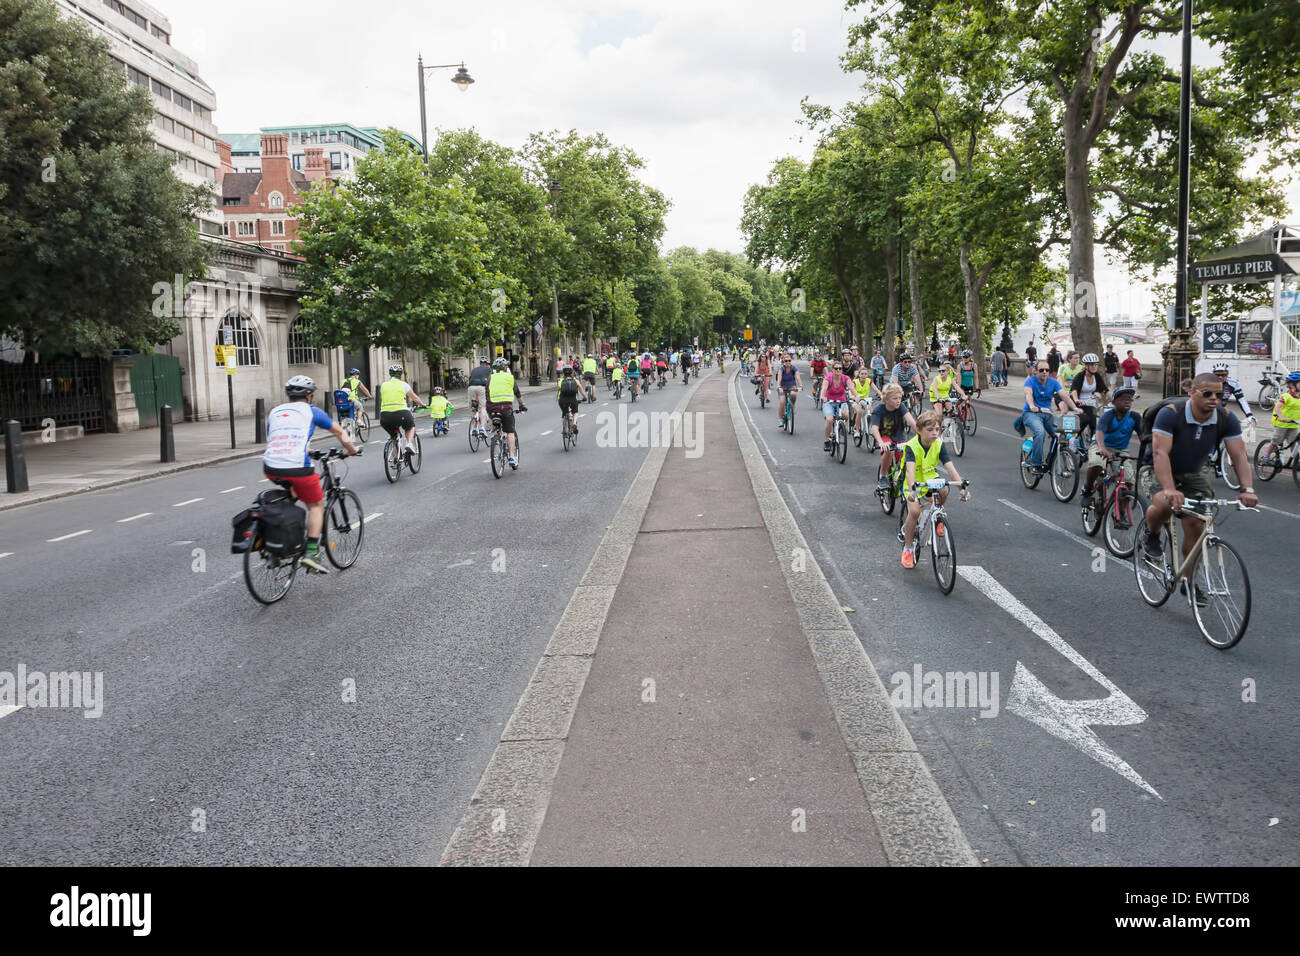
xmin=219 ymin=486 xmax=244 ymax=494
xmin=48 ymin=530 xmax=92 ymax=543
xmin=541 ymin=430 xmax=553 ymax=436
xmin=117 ymin=512 xmax=152 ymax=523
xmin=983 ymin=426 xmax=1017 ymax=439
xmin=364 ymin=512 xmax=383 ymax=522
xmin=601 ymin=402 xmax=609 ymax=407
xmin=999 ymin=497 xmax=1135 ymax=570
xmin=0 ymin=552 xmax=12 ymax=559
xmin=172 ymin=498 xmax=204 ymax=507
xmin=258 ymin=478 xmax=270 ymax=483
xmin=785 ymin=482 xmax=807 ymax=516
xmin=0 ymin=705 xmax=22 ymax=720
xmin=481 ymin=458 xmax=490 ymax=463
xmin=958 ymin=565 xmax=1159 ymax=798
xmin=737 ymin=382 xmax=779 ymax=465
xmin=1257 ymin=503 xmax=1300 ymax=522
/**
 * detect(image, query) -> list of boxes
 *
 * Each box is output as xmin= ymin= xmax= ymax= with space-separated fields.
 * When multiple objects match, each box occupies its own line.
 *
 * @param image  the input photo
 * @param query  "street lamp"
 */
xmin=1163 ymin=0 xmax=1197 ymax=397
xmin=417 ymin=55 xmax=474 ymax=156
xmin=542 ymin=179 xmax=562 ymax=384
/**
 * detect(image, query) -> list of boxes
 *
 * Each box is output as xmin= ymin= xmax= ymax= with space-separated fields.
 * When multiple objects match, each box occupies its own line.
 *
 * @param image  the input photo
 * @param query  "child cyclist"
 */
xmin=851 ymin=364 xmax=876 ymax=440
xmin=928 ymin=363 xmax=966 ymax=417
xmin=900 ymin=410 xmax=970 ymax=569
xmin=1082 ymin=385 xmax=1139 ymax=503
xmin=426 ymin=386 xmax=453 ymax=435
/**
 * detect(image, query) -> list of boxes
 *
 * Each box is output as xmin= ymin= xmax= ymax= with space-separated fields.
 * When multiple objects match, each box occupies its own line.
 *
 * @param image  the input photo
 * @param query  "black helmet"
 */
xmin=285 ymin=375 xmax=316 ymax=399
xmin=347 ymin=368 xmax=360 ymax=376
xmin=388 ymin=364 xmax=403 ymax=376
xmin=900 ymin=353 xmax=913 ymax=361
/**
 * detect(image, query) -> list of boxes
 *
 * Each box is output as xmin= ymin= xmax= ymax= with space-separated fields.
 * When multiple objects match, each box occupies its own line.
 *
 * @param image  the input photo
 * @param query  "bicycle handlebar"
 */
xmin=1180 ymin=497 xmax=1258 ymax=512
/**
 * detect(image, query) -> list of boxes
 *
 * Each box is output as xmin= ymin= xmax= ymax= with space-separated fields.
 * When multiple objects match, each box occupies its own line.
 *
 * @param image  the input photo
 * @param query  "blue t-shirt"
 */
xmin=778 ymin=363 xmax=799 ymax=389
xmin=1023 ymin=376 xmax=1061 ymax=413
xmin=1095 ymin=408 xmax=1140 ymax=450
xmin=1152 ymin=402 xmax=1242 ymax=474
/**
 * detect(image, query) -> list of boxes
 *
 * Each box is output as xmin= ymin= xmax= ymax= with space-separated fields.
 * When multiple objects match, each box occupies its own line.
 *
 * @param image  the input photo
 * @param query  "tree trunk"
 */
xmin=1064 ymin=119 xmax=1102 ymax=359
xmin=883 ymin=243 xmax=899 ymax=365
xmin=908 ymin=244 xmax=925 ymax=358
xmin=958 ymin=243 xmax=990 ymax=386
xmin=587 ymin=308 xmax=595 ymax=357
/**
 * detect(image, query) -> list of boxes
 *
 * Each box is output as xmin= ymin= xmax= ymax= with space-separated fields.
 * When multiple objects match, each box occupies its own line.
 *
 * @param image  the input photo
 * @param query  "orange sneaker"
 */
xmin=901 ymin=548 xmax=915 ymax=569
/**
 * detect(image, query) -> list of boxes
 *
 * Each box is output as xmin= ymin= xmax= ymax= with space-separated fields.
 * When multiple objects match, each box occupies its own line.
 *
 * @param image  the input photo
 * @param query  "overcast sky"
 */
xmin=162 ymin=0 xmax=1297 ymax=324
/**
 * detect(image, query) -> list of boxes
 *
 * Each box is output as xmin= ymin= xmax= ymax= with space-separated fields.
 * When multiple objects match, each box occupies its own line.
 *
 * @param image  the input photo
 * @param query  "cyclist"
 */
xmin=871 ymin=383 xmax=918 ymax=488
xmin=1057 ymin=350 xmax=1084 ymax=389
xmin=427 ymin=386 xmax=453 ymax=435
xmin=900 ymin=410 xmax=970 ymax=569
xmin=1022 ymin=360 xmax=1081 ymax=473
xmin=378 ymin=364 xmax=423 ymax=460
xmin=657 ymin=352 xmax=669 ymax=384
xmin=692 ymin=349 xmax=701 ymax=374
xmin=640 ymin=352 xmax=653 ymax=381
xmin=1210 ymin=361 xmax=1255 ymax=424
xmin=821 ymin=358 xmax=852 ymax=451
xmin=581 ymin=354 xmax=599 ymax=400
xmin=809 ymin=351 xmax=827 ymax=401
xmin=467 ymin=358 xmax=492 ymax=437
xmin=1082 ymin=384 xmax=1139 ymax=503
xmin=604 ymin=352 xmax=617 ymax=387
xmin=610 ymin=359 xmax=625 ymax=395
xmin=1257 ymin=370 xmax=1300 ymax=463
xmin=262 ymin=375 xmax=357 ymax=574
xmin=625 ymin=355 xmax=643 ymax=398
xmin=841 ymin=348 xmax=859 ymax=379
xmin=1141 ymin=372 xmax=1256 ymax=602
xmin=958 ymin=350 xmax=979 ymax=394
xmin=1069 ymin=353 xmax=1109 ymax=439
xmin=850 ymin=365 xmax=876 ymax=440
xmin=338 ymin=368 xmax=372 ymax=423
xmin=891 ymin=353 xmax=925 ymax=413
xmin=487 ymin=357 xmax=526 ymax=467
xmin=557 ymin=365 xmax=582 ymax=435
xmin=775 ymin=353 xmax=802 ymax=427
xmin=755 ymin=350 xmax=772 ymax=403
xmin=680 ymin=347 xmax=692 ymax=381
xmin=928 ymin=363 xmax=967 ymax=418
xmin=870 ymin=347 xmax=888 ymax=390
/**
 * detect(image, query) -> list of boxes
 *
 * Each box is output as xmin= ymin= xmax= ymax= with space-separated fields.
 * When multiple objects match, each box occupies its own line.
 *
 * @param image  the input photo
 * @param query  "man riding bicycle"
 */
xmin=581 ymin=354 xmax=599 ymax=398
xmin=809 ymin=351 xmax=827 ymax=401
xmin=487 ymin=357 xmax=527 ymax=467
xmin=558 ymin=365 xmax=582 ymax=435
xmin=1022 ymin=360 xmax=1081 ymax=472
xmin=891 ymin=353 xmax=925 ymax=412
xmin=1210 ymin=361 xmax=1256 ymax=425
xmin=263 ymin=375 xmax=358 ymax=574
xmin=378 ymin=364 xmax=423 ymax=457
xmin=467 ymin=357 xmax=492 ymax=437
xmin=625 ymin=356 xmax=643 ymax=397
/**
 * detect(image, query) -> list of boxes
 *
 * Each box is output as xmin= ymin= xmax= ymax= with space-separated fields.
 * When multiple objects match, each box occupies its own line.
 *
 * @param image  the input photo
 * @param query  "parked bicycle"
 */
xmin=1257 ymin=369 xmax=1285 ymax=410
xmin=895 ymin=478 xmax=970 ymax=595
xmin=1134 ymin=497 xmax=1257 ymax=649
xmin=234 ymin=448 xmax=364 ymax=605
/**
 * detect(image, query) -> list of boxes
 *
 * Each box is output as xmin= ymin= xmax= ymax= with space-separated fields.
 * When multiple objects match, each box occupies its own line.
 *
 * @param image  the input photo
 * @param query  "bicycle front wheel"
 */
xmin=950 ymin=420 xmax=965 ymax=457
xmin=1081 ymin=486 xmax=1104 ymax=537
xmin=1102 ymin=488 xmax=1144 ymax=558
xmin=1219 ymin=442 xmax=1241 ymax=490
xmin=1192 ymin=536 xmax=1250 ymax=650
xmin=964 ymin=405 xmax=978 ymax=436
xmin=1133 ymin=518 xmax=1175 ymax=608
xmin=357 ymin=412 xmax=370 ymax=444
xmin=788 ymin=400 xmax=795 ymax=435
xmin=323 ymin=488 xmax=365 ymax=569
xmin=1051 ymin=445 xmax=1078 ymax=502
xmin=244 ymin=547 xmax=296 ymax=604
xmin=931 ymin=515 xmax=956 ymax=594
xmin=383 ymin=438 xmax=399 ymax=483
xmin=1253 ymin=441 xmax=1279 ymax=481
xmin=836 ymin=422 xmax=848 ymax=463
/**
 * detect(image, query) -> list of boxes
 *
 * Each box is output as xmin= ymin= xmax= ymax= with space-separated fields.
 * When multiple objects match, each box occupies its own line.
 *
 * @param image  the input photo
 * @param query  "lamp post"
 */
xmin=543 ymin=179 xmax=562 ymax=384
xmin=1162 ymin=0 xmax=1198 ymax=397
xmin=417 ymin=56 xmax=474 ymax=157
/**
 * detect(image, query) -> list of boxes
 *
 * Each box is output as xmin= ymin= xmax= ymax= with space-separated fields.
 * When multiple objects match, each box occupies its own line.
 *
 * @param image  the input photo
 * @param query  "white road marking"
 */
xmin=258 ymin=478 xmax=270 ymax=483
xmin=541 ymin=430 xmax=553 ymax=436
xmin=0 ymin=552 xmax=12 ymax=559
xmin=363 ymin=512 xmax=383 ymax=522
xmin=1257 ymin=503 xmax=1300 ymax=522
xmin=958 ymin=565 xmax=1160 ymax=798
xmin=219 ymin=486 xmax=244 ymax=494
xmin=982 ymin=426 xmax=1018 ymax=439
xmin=785 ymin=482 xmax=807 ymax=516
xmin=446 ymin=559 xmax=474 ymax=569
xmin=0 ymin=705 xmax=22 ymax=720
xmin=172 ymin=498 xmax=204 ymax=507
xmin=117 ymin=513 xmax=151 ymax=523
xmin=737 ymin=382 xmax=779 ymax=465
xmin=48 ymin=530 xmax=92 ymax=542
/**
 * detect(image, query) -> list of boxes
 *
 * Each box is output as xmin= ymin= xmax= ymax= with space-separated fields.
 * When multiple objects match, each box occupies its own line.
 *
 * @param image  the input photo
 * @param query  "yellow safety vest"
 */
xmin=583 ymin=358 xmax=598 ymax=375
xmin=341 ymin=376 xmax=362 ymax=402
xmin=379 ymin=378 xmax=409 ymax=411
xmin=488 ymin=370 xmax=516 ymax=403
xmin=903 ymin=434 xmax=944 ymax=485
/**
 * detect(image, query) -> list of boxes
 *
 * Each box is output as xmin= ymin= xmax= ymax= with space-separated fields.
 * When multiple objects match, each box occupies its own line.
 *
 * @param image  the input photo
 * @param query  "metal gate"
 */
xmin=127 ymin=354 xmax=183 ymax=427
xmin=0 ymin=357 xmax=107 ymax=432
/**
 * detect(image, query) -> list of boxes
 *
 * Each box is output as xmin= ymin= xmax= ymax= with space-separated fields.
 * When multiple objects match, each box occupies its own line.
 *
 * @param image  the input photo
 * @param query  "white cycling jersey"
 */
xmin=264 ymin=401 xmax=334 ymax=470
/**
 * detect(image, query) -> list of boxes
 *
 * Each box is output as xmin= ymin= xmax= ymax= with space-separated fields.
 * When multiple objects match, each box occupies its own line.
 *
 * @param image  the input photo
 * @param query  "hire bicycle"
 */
xmin=1019 ymin=411 xmax=1081 ymax=502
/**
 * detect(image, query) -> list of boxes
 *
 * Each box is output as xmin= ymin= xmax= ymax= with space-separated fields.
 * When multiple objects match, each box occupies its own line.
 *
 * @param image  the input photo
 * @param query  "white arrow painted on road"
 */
xmin=0 ymin=705 xmax=21 ymax=720
xmin=959 ymin=565 xmax=1160 ymax=798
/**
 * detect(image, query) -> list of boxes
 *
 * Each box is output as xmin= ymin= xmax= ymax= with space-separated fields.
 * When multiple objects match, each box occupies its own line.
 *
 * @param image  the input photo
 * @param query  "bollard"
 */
xmin=254 ymin=397 xmax=266 ymax=444
xmin=4 ymin=420 xmax=29 ymax=493
xmin=160 ymin=404 xmax=175 ymax=462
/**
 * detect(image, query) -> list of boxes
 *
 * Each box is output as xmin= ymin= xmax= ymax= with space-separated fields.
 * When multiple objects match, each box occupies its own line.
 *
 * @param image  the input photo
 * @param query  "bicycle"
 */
xmin=561 ymin=407 xmax=578 ymax=452
xmin=488 ymin=409 xmax=525 ymax=479
xmin=1209 ymin=436 xmax=1244 ymax=490
xmin=1252 ymin=429 xmax=1300 ymax=489
xmin=628 ymin=377 xmax=640 ymax=402
xmin=1257 ymin=369 xmax=1285 ymax=410
xmin=382 ymin=409 xmax=423 ymax=483
xmin=827 ymin=401 xmax=850 ymax=463
xmin=1134 ymin=497 xmax=1257 ymax=649
xmin=955 ymin=395 xmax=978 ymax=436
xmin=1019 ymin=411 xmax=1080 ymax=502
xmin=902 ymin=385 xmax=922 ymax=418
xmin=896 ymin=478 xmax=970 ymax=595
xmin=876 ymin=442 xmax=906 ymax=515
xmin=779 ymin=388 xmax=798 ymax=434
xmin=583 ymin=378 xmax=597 ymax=404
xmin=468 ymin=398 xmax=488 ymax=453
xmin=940 ymin=405 xmax=965 ymax=457
xmin=852 ymin=403 xmax=876 ymax=451
xmin=237 ymin=448 xmax=364 ymax=604
xmin=1080 ymin=452 xmax=1146 ymax=557
xmin=613 ymin=377 xmax=624 ymax=400
xmin=333 ymin=391 xmax=371 ymax=445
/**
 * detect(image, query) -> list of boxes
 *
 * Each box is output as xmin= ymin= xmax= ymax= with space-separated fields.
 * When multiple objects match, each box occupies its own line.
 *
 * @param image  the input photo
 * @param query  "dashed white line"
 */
xmin=364 ymin=512 xmax=383 ymax=522
xmin=0 ymin=552 xmax=12 ymax=559
xmin=173 ymin=498 xmax=204 ymax=507
xmin=785 ymin=482 xmax=807 ymax=516
xmin=541 ymin=430 xmax=553 ymax=436
xmin=117 ymin=512 xmax=152 ymax=523
xmin=48 ymin=530 xmax=92 ymax=543
xmin=219 ymin=486 xmax=244 ymax=494
xmin=1257 ymin=503 xmax=1300 ymax=522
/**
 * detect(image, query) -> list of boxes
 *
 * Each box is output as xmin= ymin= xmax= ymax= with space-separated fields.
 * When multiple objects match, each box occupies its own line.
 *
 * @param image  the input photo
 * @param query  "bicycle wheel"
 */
xmin=490 ymin=434 xmax=504 ymax=478
xmin=468 ymin=415 xmax=481 ymax=453
xmin=323 ymin=489 xmax=365 ymax=569
xmin=1134 ymin=517 xmax=1175 ymax=608
xmin=878 ymin=465 xmax=896 ymax=515
xmin=1051 ymin=444 xmax=1079 ymax=502
xmin=759 ymin=387 xmax=766 ymax=409
xmin=1019 ymin=449 xmax=1042 ymax=489
xmin=836 ymin=421 xmax=848 ymax=463
xmin=788 ymin=400 xmax=794 ymax=435
xmin=243 ymin=546 xmax=296 ymax=604
xmin=1258 ymin=383 xmax=1278 ymax=409
xmin=407 ymin=433 xmax=422 ymax=474
xmin=931 ymin=516 xmax=956 ymax=595
xmin=853 ymin=418 xmax=864 ymax=447
xmin=1081 ymin=486 xmax=1104 ymax=537
xmin=1192 ymin=536 xmax=1250 ymax=650
xmin=964 ymin=405 xmax=978 ymax=436
xmin=1253 ymin=441 xmax=1279 ymax=481
xmin=1103 ymin=488 xmax=1145 ymax=558
xmin=950 ymin=419 xmax=965 ymax=456
xmin=1219 ymin=442 xmax=1241 ymax=490
xmin=562 ymin=418 xmax=571 ymax=451
xmin=383 ymin=438 xmax=400 ymax=483
xmin=358 ymin=412 xmax=370 ymax=444
xmin=1136 ymin=463 xmax=1158 ymax=501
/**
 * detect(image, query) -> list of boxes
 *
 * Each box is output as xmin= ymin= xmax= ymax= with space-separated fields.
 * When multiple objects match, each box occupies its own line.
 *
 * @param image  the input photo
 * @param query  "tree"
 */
xmin=0 ymin=0 xmax=211 ymax=356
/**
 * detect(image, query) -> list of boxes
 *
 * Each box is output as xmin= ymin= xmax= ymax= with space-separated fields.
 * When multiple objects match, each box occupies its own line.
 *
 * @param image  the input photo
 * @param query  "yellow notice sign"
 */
xmin=495 ymin=345 xmax=504 ymax=357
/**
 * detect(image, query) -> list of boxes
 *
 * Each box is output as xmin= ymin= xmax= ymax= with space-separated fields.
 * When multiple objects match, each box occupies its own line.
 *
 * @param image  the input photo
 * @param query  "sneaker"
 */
xmin=1179 ymin=579 xmax=1208 ymax=607
xmin=1141 ymin=533 xmax=1163 ymax=561
xmin=824 ymin=440 xmax=832 ymax=451
xmin=508 ymin=457 xmax=518 ymax=469
xmin=301 ymin=553 xmax=330 ymax=574
xmin=877 ymin=474 xmax=890 ymax=489
xmin=573 ymin=426 xmax=578 ymax=435
xmin=901 ymin=548 xmax=915 ymax=569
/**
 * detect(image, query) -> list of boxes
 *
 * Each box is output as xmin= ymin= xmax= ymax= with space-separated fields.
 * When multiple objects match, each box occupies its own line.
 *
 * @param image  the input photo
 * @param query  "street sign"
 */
xmin=630 ymin=341 xmax=637 ymax=350
xmin=743 ymin=329 xmax=753 ymax=340
xmin=214 ymin=344 xmax=224 ymax=363
xmin=495 ymin=345 xmax=504 ymax=356
xmin=222 ymin=328 xmax=234 ymax=346
xmin=1202 ymin=321 xmax=1237 ymax=354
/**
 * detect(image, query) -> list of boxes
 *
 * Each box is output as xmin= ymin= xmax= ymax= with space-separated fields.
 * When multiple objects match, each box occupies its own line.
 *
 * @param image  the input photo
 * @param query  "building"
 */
xmin=215 ymin=134 xmax=323 ymax=253
xmin=221 ymin=124 xmax=422 ymax=179
xmin=54 ymin=0 xmax=223 ymax=237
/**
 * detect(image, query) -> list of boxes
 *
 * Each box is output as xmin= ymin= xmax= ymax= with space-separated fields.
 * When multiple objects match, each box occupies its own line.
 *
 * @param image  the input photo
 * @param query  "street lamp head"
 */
xmin=549 ymin=179 xmax=562 ymax=197
xmin=451 ymin=65 xmax=474 ymax=92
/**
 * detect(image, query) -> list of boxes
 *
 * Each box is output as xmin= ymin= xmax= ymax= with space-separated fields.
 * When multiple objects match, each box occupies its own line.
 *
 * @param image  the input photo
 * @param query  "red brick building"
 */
xmin=215 ymin=133 xmax=333 ymax=252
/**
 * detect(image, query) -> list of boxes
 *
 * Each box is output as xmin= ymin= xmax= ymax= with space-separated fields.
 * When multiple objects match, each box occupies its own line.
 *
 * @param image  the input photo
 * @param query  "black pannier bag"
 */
xmin=230 ymin=507 xmax=257 ymax=553
xmin=252 ymin=489 xmax=305 ymax=558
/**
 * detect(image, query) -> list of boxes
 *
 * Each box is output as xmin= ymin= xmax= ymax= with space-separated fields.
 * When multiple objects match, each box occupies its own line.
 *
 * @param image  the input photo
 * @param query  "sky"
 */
xmin=159 ymin=0 xmax=1298 ymax=326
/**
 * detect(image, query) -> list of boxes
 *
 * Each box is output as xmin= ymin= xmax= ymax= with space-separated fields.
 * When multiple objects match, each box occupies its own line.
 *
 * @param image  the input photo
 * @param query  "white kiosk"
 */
xmin=1192 ymin=224 xmax=1300 ymax=406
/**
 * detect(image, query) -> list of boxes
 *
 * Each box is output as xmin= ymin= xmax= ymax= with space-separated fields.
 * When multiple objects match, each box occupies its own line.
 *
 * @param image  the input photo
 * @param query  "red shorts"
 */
xmin=264 ymin=470 xmax=323 ymax=504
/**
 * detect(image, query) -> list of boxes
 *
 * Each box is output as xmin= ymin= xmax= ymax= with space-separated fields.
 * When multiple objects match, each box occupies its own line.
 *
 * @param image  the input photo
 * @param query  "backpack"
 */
xmin=252 ymin=489 xmax=305 ymax=558
xmin=559 ymin=377 xmax=580 ymax=398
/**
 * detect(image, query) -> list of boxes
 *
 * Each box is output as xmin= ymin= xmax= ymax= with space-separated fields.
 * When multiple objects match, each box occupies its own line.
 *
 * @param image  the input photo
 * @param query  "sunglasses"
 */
xmin=1036 ymin=368 xmax=1049 ymax=373
xmin=1199 ymin=389 xmax=1223 ymax=399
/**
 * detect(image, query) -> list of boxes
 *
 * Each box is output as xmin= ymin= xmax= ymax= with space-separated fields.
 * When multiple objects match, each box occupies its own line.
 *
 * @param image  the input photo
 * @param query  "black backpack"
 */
xmin=560 ymin=377 xmax=580 ymax=398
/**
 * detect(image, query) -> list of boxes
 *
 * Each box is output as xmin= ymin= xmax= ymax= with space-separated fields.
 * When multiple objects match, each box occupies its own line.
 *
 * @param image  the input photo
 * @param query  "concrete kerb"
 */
xmin=726 ymin=371 xmax=978 ymax=867
xmin=439 ymin=377 xmax=703 ymax=867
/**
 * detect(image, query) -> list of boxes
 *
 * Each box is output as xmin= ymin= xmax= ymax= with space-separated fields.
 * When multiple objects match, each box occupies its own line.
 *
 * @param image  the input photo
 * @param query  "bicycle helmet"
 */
xmin=1082 ymin=353 xmax=1099 ymax=364
xmin=433 ymin=386 xmax=445 ymax=396
xmin=347 ymin=367 xmax=360 ymax=376
xmin=900 ymin=353 xmax=913 ymax=361
xmin=388 ymin=364 xmax=403 ymax=376
xmin=479 ymin=357 xmax=491 ymax=365
xmin=1211 ymin=361 xmax=1230 ymax=372
xmin=961 ymin=349 xmax=973 ymax=357
xmin=492 ymin=357 xmax=508 ymax=370
xmin=1112 ymin=385 xmax=1136 ymax=399
xmin=1287 ymin=371 xmax=1300 ymax=383
xmin=285 ymin=375 xmax=316 ymax=398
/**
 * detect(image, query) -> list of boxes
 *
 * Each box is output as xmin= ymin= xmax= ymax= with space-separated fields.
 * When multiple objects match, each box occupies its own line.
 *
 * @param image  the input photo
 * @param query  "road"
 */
xmin=732 ymin=373 xmax=1298 ymax=866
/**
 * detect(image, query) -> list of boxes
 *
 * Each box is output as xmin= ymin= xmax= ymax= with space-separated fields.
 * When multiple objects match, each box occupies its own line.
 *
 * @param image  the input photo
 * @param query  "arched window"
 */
xmin=287 ymin=317 xmax=320 ymax=365
xmin=268 ymin=191 xmax=284 ymax=209
xmin=216 ymin=312 xmax=261 ymax=367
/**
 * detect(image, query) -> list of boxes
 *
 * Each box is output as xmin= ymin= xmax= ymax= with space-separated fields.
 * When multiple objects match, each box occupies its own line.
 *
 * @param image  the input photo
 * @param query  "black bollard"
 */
xmin=254 ymin=397 xmax=266 ymax=444
xmin=160 ymin=404 xmax=175 ymax=462
xmin=4 ymin=420 xmax=29 ymax=493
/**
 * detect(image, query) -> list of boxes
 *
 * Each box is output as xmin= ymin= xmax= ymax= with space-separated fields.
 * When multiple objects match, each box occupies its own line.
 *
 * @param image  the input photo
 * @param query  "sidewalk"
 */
xmin=0 ymin=381 xmax=556 ymax=512
xmin=442 ymin=369 xmax=974 ymax=866
xmin=973 ymin=375 xmax=1161 ymax=416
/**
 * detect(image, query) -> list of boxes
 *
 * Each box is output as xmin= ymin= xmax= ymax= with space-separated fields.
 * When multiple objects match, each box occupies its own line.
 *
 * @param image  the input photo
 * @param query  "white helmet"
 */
xmin=1082 ymin=353 xmax=1099 ymax=364
xmin=1212 ymin=361 xmax=1230 ymax=372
